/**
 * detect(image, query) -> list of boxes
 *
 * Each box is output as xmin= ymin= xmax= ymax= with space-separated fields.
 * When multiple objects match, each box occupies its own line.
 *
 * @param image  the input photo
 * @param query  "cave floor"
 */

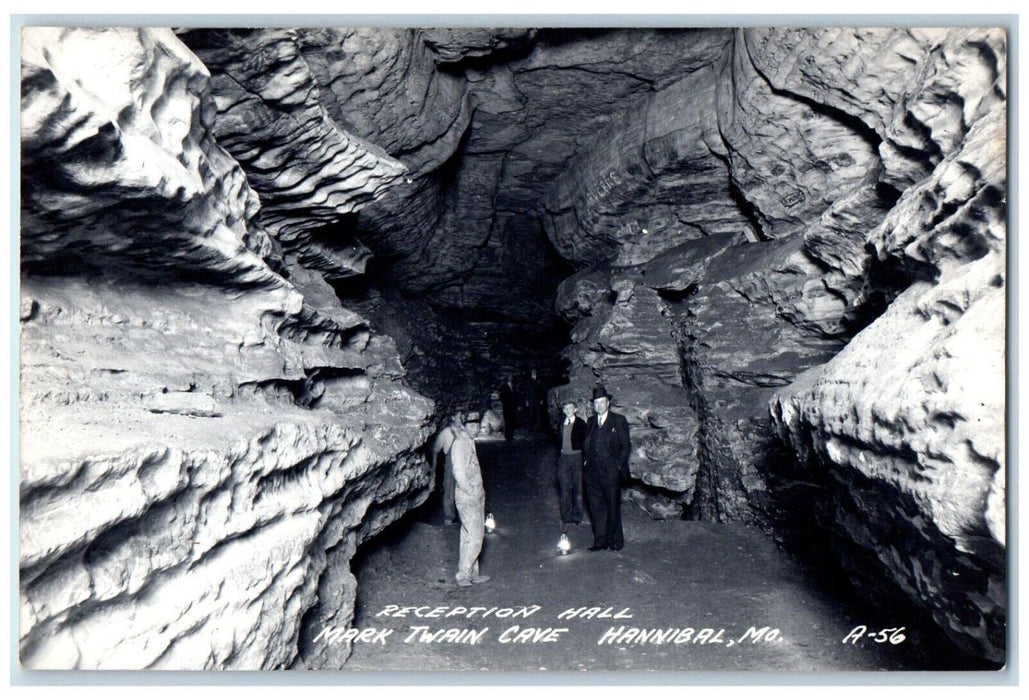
xmin=341 ymin=436 xmax=977 ymax=674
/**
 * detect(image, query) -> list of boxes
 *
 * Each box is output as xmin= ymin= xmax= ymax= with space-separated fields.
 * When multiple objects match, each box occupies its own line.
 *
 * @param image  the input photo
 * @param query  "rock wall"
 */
xmin=179 ymin=27 xmax=572 ymax=403
xmin=546 ymin=27 xmax=1006 ymax=662
xmin=543 ymin=62 xmax=746 ymax=266
xmin=770 ymin=28 xmax=1007 ymax=662
xmin=20 ymin=27 xmax=433 ymax=670
xmin=546 ymin=29 xmax=885 ymax=519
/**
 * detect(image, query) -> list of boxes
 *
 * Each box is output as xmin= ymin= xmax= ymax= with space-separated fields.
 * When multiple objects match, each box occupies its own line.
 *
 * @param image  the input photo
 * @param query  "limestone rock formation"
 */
xmin=545 ymin=27 xmax=885 ymax=519
xmin=175 ymin=28 xmax=742 ymax=406
xmin=555 ymin=269 xmax=702 ymax=507
xmin=746 ymin=28 xmax=1005 ymax=192
xmin=20 ymin=27 xmax=433 ymax=670
xmin=19 ymin=24 xmax=1007 ymax=670
xmin=178 ymin=27 xmax=562 ymax=400
xmin=174 ymin=29 xmax=410 ymax=268
xmin=21 ymin=27 xmax=271 ymax=282
xmin=771 ymin=33 xmax=1006 ymax=660
xmin=553 ymin=231 xmax=849 ymax=520
xmin=421 ymin=28 xmax=536 ymax=63
xmin=545 ymin=28 xmax=1005 ymax=662
xmin=543 ymin=63 xmax=748 ymax=267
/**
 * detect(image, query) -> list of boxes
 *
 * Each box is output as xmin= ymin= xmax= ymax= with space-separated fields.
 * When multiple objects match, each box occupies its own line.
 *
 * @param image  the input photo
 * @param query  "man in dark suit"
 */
xmin=556 ymin=399 xmax=587 ymax=529
xmin=524 ymin=369 xmax=544 ymax=433
xmin=582 ymin=385 xmax=631 ymax=551
xmin=498 ymin=376 xmax=517 ymax=440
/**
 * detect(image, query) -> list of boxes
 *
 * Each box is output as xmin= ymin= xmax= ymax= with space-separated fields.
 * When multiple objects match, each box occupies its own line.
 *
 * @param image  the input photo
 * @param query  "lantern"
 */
xmin=558 ymin=533 xmax=571 ymax=554
xmin=484 ymin=513 xmax=496 ymax=533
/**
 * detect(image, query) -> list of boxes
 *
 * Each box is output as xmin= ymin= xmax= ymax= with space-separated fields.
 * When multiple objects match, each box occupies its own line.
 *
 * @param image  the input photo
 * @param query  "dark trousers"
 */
xmin=502 ymin=409 xmax=516 ymax=440
xmin=527 ymin=403 xmax=541 ymax=433
xmin=584 ymin=466 xmax=623 ymax=549
xmin=557 ymin=452 xmax=584 ymax=524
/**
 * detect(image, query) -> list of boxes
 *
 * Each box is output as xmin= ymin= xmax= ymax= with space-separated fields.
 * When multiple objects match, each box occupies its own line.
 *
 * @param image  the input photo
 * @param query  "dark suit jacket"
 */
xmin=557 ymin=416 xmax=587 ymax=451
xmin=584 ymin=411 xmax=631 ymax=480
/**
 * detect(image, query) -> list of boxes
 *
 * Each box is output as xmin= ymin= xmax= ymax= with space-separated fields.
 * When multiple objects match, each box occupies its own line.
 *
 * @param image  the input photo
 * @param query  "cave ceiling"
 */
xmin=177 ymin=28 xmax=734 ymax=333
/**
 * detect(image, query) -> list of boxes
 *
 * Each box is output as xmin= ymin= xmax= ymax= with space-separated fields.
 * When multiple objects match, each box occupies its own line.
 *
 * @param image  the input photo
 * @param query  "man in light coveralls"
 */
xmin=442 ymin=412 xmax=491 ymax=587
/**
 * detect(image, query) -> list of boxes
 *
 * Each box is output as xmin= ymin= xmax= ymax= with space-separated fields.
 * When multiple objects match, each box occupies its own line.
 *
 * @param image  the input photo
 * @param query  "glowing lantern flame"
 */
xmin=558 ymin=534 xmax=571 ymax=554
xmin=484 ymin=513 xmax=496 ymax=533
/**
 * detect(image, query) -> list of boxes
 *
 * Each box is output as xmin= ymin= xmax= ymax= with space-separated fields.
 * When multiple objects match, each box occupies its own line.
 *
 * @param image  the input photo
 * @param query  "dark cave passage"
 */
xmin=343 ymin=436 xmax=987 ymax=672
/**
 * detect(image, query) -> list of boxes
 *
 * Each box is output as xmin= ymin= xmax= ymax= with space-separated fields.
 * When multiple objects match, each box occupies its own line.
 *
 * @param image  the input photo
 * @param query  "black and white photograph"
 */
xmin=12 ymin=12 xmax=1011 ymax=679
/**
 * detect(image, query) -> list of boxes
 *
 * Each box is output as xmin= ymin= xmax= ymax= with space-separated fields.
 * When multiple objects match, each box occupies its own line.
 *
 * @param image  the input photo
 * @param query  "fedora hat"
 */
xmin=591 ymin=385 xmax=612 ymax=400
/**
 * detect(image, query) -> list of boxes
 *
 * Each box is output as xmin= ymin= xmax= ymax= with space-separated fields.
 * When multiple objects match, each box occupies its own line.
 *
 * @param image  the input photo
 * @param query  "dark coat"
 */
xmin=583 ymin=411 xmax=631 ymax=481
xmin=499 ymin=382 xmax=517 ymax=414
xmin=557 ymin=416 xmax=587 ymax=451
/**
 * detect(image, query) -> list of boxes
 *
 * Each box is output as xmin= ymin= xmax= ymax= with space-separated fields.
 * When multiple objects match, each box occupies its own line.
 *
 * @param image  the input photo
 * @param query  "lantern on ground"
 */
xmin=558 ymin=533 xmax=571 ymax=555
xmin=484 ymin=513 xmax=496 ymax=533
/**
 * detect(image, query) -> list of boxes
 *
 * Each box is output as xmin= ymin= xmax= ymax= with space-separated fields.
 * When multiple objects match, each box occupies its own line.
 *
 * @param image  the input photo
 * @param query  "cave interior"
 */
xmin=17 ymin=26 xmax=1007 ymax=670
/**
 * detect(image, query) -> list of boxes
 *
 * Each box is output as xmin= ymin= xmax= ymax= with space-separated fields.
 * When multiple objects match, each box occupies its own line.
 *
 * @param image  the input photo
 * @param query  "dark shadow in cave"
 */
xmin=324 ymin=213 xmax=574 ymax=423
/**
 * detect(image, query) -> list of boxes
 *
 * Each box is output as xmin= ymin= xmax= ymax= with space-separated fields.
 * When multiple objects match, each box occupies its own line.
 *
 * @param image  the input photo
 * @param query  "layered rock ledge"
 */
xmin=20 ymin=27 xmax=433 ymax=669
xmin=546 ymin=28 xmax=1005 ymax=662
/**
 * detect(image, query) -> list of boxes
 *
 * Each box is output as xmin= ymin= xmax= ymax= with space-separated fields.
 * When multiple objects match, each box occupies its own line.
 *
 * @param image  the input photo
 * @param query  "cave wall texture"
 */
xmin=548 ymin=27 xmax=1006 ymax=663
xmin=19 ymin=27 xmax=435 ymax=670
xmin=19 ymin=26 xmax=1006 ymax=668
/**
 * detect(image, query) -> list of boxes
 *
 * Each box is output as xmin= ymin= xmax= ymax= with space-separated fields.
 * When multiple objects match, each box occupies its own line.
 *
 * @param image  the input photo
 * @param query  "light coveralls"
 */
xmin=449 ymin=429 xmax=485 ymax=584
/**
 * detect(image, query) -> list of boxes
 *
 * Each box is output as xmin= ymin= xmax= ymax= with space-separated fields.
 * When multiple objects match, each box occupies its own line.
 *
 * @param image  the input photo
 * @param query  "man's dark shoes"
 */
xmin=588 ymin=544 xmax=607 ymax=551
xmin=609 ymin=544 xmax=623 ymax=551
